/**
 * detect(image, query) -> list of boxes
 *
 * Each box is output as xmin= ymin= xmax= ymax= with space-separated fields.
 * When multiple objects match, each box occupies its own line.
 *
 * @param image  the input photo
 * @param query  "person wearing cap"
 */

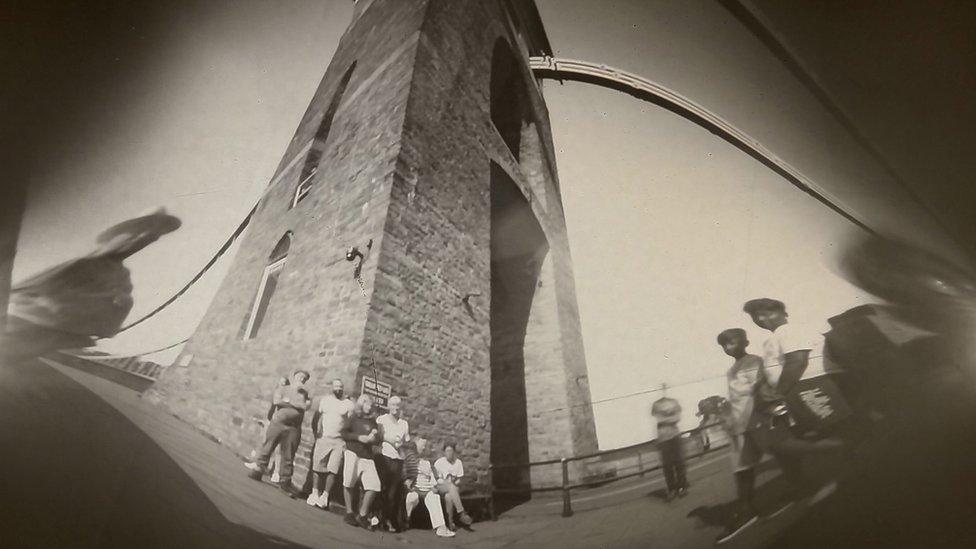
xmin=375 ymin=395 xmax=410 ymax=532
xmin=246 ymin=369 xmax=312 ymax=497
xmin=743 ymin=298 xmax=844 ymax=515
xmin=2 ymin=208 xmax=181 ymax=362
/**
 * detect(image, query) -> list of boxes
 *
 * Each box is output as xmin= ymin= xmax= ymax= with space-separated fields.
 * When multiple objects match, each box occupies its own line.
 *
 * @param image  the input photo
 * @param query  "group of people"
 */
xmin=245 ymin=377 xmax=474 ymax=538
xmin=651 ymin=297 xmax=854 ymax=544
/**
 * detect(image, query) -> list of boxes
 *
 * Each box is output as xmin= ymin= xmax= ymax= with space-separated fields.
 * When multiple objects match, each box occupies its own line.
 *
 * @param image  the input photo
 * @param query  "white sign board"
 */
xmin=361 ymin=375 xmax=392 ymax=408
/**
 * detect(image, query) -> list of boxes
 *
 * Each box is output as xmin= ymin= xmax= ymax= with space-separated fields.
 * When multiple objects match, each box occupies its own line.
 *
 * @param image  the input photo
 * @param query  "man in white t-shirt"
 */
xmin=433 ymin=443 xmax=473 ymax=531
xmin=306 ymin=379 xmax=354 ymax=509
xmin=375 ymin=396 xmax=410 ymax=532
xmin=743 ymin=298 xmax=843 ymax=513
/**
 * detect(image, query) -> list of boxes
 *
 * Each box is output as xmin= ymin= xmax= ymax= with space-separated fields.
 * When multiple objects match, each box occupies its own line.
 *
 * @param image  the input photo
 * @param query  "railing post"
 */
xmin=487 ymin=465 xmax=497 ymax=521
xmin=637 ymin=450 xmax=644 ymax=477
xmin=561 ymin=458 xmax=573 ymax=517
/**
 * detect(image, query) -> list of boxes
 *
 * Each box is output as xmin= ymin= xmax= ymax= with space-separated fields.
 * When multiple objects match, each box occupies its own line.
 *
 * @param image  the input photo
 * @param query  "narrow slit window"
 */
xmin=293 ymin=151 xmax=321 ymax=206
xmin=243 ymin=232 xmax=292 ymax=340
xmin=291 ymin=62 xmax=356 ymax=207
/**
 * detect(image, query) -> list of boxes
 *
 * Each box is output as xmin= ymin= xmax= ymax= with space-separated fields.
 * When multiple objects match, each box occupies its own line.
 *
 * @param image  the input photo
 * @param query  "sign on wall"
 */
xmin=361 ymin=375 xmax=392 ymax=408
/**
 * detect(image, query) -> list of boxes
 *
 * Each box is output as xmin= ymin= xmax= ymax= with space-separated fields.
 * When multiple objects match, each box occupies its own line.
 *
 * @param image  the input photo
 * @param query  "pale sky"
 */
xmin=15 ymin=0 xmax=891 ymax=449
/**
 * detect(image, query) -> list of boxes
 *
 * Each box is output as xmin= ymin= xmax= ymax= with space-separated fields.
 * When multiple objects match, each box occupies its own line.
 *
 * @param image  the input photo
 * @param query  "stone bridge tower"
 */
xmin=153 ymin=0 xmax=598 ymax=489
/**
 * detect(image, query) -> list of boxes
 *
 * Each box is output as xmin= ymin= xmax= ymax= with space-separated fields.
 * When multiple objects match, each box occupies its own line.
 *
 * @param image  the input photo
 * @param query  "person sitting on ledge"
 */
xmin=403 ymin=436 xmax=455 ymax=538
xmin=433 ymin=442 xmax=474 ymax=531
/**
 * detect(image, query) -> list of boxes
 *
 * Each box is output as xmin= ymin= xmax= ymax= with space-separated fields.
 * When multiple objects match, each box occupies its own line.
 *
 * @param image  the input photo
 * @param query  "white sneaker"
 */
xmin=808 ymin=481 xmax=838 ymax=506
xmin=306 ymin=492 xmax=320 ymax=506
xmin=316 ymin=493 xmax=329 ymax=509
xmin=435 ymin=526 xmax=456 ymax=538
xmin=245 ymin=462 xmax=262 ymax=472
xmin=761 ymin=501 xmax=794 ymax=520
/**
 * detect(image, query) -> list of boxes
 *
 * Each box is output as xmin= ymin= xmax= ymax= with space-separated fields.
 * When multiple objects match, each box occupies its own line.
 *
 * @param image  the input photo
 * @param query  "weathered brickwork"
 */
xmin=150 ymin=0 xmax=427 ymax=466
xmin=151 ymin=0 xmax=598 ymax=490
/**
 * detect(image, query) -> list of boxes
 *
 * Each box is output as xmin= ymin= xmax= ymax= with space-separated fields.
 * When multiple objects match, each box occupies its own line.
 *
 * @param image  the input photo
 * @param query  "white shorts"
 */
xmin=730 ymin=433 xmax=763 ymax=472
xmin=342 ymin=450 xmax=381 ymax=492
xmin=311 ymin=437 xmax=345 ymax=474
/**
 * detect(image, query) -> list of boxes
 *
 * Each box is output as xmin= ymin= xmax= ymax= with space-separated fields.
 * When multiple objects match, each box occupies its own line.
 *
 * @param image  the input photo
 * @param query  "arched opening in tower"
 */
xmin=489 ymin=161 xmax=548 ymax=496
xmin=490 ymin=39 xmax=523 ymax=161
xmin=293 ymin=62 xmax=356 ymax=207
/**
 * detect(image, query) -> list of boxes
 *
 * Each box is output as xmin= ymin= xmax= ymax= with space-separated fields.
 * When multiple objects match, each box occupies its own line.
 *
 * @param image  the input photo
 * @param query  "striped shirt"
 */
xmin=414 ymin=459 xmax=437 ymax=492
xmin=401 ymin=442 xmax=436 ymax=492
xmin=402 ymin=442 xmax=419 ymax=481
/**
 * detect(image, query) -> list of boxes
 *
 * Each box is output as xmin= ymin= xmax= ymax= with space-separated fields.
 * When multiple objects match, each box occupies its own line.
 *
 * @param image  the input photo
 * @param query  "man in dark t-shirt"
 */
xmin=341 ymin=394 xmax=381 ymax=529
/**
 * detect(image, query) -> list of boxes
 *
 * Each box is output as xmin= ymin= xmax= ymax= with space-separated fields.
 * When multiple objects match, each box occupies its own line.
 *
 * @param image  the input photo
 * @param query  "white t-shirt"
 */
xmin=434 ymin=456 xmax=464 ymax=482
xmin=376 ymin=414 xmax=410 ymax=460
xmin=317 ymin=394 xmax=354 ymax=440
xmin=761 ymin=322 xmax=827 ymax=386
xmin=727 ymin=354 xmax=762 ymax=435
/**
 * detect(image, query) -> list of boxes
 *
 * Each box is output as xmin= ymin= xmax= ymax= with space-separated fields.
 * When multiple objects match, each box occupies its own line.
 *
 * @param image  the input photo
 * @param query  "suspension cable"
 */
xmin=111 ymin=202 xmax=258 ymax=334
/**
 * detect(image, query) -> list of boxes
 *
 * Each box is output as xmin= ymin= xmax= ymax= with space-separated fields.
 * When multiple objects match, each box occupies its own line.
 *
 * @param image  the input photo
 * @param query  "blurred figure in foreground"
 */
xmin=828 ymin=234 xmax=976 ymax=420
xmin=772 ymin=239 xmax=976 ymax=547
xmin=1 ymin=208 xmax=181 ymax=362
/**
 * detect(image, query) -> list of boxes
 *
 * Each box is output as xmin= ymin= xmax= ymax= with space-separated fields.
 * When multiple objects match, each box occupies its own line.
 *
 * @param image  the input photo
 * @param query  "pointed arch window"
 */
xmin=292 ymin=62 xmax=357 ymax=207
xmin=244 ymin=232 xmax=292 ymax=340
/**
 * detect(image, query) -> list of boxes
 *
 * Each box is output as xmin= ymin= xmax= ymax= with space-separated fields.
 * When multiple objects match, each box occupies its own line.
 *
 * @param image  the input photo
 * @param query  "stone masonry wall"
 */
xmin=359 ymin=0 xmax=598 ymax=488
xmin=151 ymin=0 xmax=429 ymax=478
xmin=152 ymin=0 xmax=598 ymax=489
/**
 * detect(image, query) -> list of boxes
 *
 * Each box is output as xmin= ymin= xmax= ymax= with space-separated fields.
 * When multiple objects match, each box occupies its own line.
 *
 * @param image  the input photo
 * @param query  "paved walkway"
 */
xmin=0 ymin=357 xmax=784 ymax=548
xmin=4 ymin=355 xmax=976 ymax=548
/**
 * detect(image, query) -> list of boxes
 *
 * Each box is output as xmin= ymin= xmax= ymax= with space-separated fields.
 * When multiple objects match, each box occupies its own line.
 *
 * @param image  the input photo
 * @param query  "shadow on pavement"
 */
xmin=0 ymin=358 xmax=308 ymax=549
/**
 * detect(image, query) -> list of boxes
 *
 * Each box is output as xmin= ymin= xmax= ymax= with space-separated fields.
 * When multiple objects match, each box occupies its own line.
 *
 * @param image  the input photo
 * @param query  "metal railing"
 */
xmin=489 ymin=424 xmax=730 ymax=517
xmin=54 ymin=351 xmax=166 ymax=381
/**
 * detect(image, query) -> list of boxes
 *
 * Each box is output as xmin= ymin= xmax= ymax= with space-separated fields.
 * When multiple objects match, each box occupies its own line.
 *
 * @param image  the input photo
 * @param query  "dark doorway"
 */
xmin=489 ymin=161 xmax=548 ymax=501
xmin=490 ymin=39 xmax=524 ymax=161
